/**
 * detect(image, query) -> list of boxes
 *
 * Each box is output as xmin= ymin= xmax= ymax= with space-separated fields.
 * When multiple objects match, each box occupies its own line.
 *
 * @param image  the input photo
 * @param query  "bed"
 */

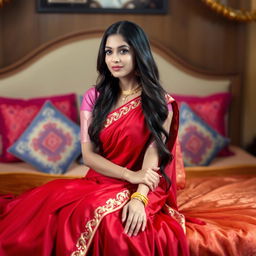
xmin=0 ymin=30 xmax=256 ymax=256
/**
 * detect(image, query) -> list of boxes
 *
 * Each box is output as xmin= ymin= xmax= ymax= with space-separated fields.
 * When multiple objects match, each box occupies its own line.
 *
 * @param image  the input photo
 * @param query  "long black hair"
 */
xmin=88 ymin=20 xmax=173 ymax=187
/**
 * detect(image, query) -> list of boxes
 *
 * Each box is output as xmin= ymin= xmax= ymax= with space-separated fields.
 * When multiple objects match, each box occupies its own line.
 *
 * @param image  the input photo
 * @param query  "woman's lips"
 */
xmin=112 ymin=66 xmax=123 ymax=71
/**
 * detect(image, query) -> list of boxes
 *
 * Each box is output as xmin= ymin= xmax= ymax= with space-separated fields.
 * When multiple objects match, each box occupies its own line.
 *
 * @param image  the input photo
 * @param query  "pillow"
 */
xmin=179 ymin=103 xmax=230 ymax=166
xmin=172 ymin=93 xmax=232 ymax=156
xmin=8 ymin=101 xmax=81 ymax=174
xmin=0 ymin=93 xmax=78 ymax=162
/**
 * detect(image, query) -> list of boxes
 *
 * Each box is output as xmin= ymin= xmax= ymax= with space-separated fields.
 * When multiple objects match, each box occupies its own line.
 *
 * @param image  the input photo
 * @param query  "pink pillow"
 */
xmin=0 ymin=93 xmax=78 ymax=162
xmin=172 ymin=93 xmax=233 ymax=156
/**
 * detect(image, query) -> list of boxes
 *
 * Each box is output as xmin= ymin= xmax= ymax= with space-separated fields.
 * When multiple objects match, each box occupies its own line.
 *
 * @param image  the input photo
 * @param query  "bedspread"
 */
xmin=179 ymin=174 xmax=256 ymax=256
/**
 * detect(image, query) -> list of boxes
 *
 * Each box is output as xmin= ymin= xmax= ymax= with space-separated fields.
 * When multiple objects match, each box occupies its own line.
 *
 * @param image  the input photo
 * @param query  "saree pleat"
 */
xmin=0 ymin=96 xmax=189 ymax=256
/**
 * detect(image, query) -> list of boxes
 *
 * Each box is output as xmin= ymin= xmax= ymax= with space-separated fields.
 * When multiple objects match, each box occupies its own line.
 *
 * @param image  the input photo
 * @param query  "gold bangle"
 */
xmin=131 ymin=195 xmax=148 ymax=206
xmin=131 ymin=192 xmax=149 ymax=206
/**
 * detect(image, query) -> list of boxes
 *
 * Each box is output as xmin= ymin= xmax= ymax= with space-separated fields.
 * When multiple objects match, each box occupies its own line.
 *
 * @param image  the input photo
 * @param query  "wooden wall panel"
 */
xmin=1 ymin=0 xmax=40 ymax=67
xmin=0 ymin=7 xmax=3 ymax=67
xmin=243 ymin=21 xmax=256 ymax=146
xmin=0 ymin=0 xmax=247 ymax=74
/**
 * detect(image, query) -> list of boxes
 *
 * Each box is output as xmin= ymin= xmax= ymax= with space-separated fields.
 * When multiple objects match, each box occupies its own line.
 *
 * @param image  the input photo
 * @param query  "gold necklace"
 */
xmin=121 ymin=86 xmax=141 ymax=102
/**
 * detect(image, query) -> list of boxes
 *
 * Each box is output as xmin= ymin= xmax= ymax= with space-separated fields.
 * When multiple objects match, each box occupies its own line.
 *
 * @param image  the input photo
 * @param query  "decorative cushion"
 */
xmin=8 ymin=101 xmax=81 ymax=174
xmin=179 ymin=103 xmax=230 ymax=166
xmin=0 ymin=93 xmax=78 ymax=162
xmin=173 ymin=93 xmax=232 ymax=156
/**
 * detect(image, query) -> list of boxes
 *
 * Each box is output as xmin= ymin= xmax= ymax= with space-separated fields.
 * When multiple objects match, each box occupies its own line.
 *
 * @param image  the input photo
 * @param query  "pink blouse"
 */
xmin=80 ymin=87 xmax=99 ymax=143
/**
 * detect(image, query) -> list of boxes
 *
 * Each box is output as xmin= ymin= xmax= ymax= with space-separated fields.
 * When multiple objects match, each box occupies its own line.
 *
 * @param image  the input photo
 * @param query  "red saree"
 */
xmin=0 ymin=94 xmax=188 ymax=256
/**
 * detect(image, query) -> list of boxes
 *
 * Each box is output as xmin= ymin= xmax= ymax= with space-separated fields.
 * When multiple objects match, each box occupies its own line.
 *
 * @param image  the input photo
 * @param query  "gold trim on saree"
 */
xmin=163 ymin=204 xmax=186 ymax=234
xmin=104 ymin=98 xmax=141 ymax=128
xmin=71 ymin=190 xmax=130 ymax=256
xmin=103 ymin=94 xmax=173 ymax=128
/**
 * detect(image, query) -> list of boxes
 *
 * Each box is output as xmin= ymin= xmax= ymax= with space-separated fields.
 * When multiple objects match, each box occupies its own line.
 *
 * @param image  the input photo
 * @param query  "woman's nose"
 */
xmin=112 ymin=54 xmax=120 ymax=63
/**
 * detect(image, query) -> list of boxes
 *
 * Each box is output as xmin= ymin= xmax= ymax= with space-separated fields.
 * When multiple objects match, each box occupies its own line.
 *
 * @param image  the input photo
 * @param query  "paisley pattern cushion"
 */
xmin=179 ymin=103 xmax=229 ymax=166
xmin=173 ymin=93 xmax=233 ymax=156
xmin=0 ymin=94 xmax=78 ymax=162
xmin=8 ymin=101 xmax=81 ymax=174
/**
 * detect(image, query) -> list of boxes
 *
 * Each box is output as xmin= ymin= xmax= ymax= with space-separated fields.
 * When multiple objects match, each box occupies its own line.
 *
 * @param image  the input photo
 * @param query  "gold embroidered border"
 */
xmin=103 ymin=95 xmax=173 ymax=128
xmin=163 ymin=204 xmax=186 ymax=234
xmin=71 ymin=190 xmax=130 ymax=256
xmin=104 ymin=98 xmax=141 ymax=128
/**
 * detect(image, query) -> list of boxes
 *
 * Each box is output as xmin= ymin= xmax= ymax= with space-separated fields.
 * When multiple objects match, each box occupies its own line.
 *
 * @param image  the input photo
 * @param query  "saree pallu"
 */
xmin=0 ymin=96 xmax=189 ymax=256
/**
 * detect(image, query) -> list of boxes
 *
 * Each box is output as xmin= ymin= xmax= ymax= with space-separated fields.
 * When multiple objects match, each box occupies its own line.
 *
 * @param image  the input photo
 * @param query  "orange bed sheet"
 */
xmin=179 ymin=174 xmax=256 ymax=256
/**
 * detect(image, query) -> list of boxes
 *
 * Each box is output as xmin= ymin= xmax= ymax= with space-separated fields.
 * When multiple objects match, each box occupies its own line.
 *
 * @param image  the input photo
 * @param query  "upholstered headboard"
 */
xmin=0 ymin=30 xmax=241 ymax=144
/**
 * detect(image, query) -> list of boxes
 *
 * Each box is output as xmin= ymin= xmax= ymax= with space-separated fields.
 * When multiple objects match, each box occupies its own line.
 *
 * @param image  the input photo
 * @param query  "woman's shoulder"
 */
xmin=81 ymin=87 xmax=99 ymax=111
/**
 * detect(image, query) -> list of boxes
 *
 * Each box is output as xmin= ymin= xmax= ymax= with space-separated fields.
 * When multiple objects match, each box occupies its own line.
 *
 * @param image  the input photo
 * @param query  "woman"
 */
xmin=0 ymin=21 xmax=188 ymax=256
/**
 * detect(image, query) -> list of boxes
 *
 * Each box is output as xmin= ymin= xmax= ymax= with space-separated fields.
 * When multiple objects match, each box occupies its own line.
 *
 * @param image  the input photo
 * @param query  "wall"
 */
xmin=0 ymin=0 xmax=251 ymax=145
xmin=0 ymin=0 xmax=247 ymax=72
xmin=243 ymin=1 xmax=256 ymax=146
xmin=0 ymin=7 xmax=2 ymax=67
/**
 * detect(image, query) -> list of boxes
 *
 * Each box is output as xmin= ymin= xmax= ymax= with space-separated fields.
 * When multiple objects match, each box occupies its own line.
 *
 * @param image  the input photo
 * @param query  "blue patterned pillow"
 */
xmin=179 ymin=103 xmax=229 ymax=166
xmin=8 ymin=101 xmax=81 ymax=174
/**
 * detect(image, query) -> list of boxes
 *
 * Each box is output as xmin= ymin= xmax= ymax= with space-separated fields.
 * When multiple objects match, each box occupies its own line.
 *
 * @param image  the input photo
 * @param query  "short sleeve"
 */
xmin=80 ymin=87 xmax=99 ymax=112
xmin=80 ymin=87 xmax=99 ymax=143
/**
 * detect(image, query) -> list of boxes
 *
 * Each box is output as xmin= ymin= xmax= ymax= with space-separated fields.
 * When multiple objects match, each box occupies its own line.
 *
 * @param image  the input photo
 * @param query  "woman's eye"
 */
xmin=120 ymin=49 xmax=129 ymax=54
xmin=105 ymin=50 xmax=112 ymax=55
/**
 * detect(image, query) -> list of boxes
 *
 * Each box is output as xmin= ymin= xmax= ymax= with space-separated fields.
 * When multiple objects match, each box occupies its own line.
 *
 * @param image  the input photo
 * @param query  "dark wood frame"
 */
xmin=36 ymin=0 xmax=168 ymax=14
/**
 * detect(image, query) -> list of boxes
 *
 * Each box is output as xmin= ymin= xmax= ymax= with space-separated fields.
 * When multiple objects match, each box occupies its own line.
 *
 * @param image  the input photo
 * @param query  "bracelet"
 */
xmin=131 ymin=192 xmax=149 ymax=206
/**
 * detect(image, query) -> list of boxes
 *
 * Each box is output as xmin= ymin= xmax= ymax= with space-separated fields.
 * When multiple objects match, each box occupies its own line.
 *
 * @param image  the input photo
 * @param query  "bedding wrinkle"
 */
xmin=178 ymin=175 xmax=256 ymax=256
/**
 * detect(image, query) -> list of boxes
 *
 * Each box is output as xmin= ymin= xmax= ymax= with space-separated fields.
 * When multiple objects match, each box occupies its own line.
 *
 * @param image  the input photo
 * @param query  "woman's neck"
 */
xmin=119 ymin=77 xmax=139 ymax=91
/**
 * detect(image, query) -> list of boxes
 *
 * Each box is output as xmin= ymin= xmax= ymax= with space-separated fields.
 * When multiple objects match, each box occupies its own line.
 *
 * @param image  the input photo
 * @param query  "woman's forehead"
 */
xmin=105 ymin=34 xmax=129 ymax=48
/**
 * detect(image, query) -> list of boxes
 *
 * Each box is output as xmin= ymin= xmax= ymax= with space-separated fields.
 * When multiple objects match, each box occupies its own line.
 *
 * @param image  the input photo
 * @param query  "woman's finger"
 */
xmin=145 ymin=181 xmax=154 ymax=191
xmin=122 ymin=204 xmax=128 ymax=222
xmin=124 ymin=212 xmax=134 ymax=235
xmin=142 ymin=214 xmax=147 ymax=231
xmin=145 ymin=176 xmax=159 ymax=190
xmin=147 ymin=170 xmax=160 ymax=181
xmin=151 ymin=176 xmax=159 ymax=189
xmin=127 ymin=214 xmax=139 ymax=237
xmin=152 ymin=166 xmax=160 ymax=172
xmin=133 ymin=216 xmax=143 ymax=236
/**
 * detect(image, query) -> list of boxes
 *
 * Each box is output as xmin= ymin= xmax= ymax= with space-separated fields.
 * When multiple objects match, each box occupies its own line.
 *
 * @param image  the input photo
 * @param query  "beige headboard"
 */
xmin=0 ymin=30 xmax=241 ymax=144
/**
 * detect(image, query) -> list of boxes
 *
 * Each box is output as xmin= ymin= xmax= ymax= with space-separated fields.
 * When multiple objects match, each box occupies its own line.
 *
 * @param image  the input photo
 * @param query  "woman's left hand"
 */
xmin=122 ymin=199 xmax=147 ymax=236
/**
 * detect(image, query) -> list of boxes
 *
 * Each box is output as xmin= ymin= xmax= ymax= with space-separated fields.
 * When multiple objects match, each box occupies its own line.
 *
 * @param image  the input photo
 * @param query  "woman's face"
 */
xmin=104 ymin=34 xmax=135 ymax=80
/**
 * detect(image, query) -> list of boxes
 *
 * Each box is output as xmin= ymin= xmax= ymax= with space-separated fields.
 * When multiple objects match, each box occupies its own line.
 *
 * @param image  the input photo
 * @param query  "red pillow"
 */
xmin=0 ymin=94 xmax=78 ymax=162
xmin=172 ymin=93 xmax=233 ymax=156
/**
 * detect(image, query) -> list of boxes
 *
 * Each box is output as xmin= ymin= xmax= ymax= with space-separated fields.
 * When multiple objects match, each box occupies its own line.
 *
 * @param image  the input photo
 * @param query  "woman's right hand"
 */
xmin=126 ymin=167 xmax=161 ymax=191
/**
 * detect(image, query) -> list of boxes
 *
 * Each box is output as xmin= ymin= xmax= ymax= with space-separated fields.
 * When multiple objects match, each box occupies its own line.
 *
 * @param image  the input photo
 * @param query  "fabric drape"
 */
xmin=0 ymin=93 xmax=188 ymax=256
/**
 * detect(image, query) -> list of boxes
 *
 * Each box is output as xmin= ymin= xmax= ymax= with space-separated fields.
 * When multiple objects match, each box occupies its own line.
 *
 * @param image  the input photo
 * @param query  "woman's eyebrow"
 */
xmin=105 ymin=45 xmax=130 ymax=49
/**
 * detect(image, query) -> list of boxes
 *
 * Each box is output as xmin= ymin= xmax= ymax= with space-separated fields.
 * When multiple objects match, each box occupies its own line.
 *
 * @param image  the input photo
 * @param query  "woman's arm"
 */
xmin=81 ymin=111 xmax=160 ymax=190
xmin=122 ymin=111 xmax=173 ymax=236
xmin=136 ymin=110 xmax=173 ymax=196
